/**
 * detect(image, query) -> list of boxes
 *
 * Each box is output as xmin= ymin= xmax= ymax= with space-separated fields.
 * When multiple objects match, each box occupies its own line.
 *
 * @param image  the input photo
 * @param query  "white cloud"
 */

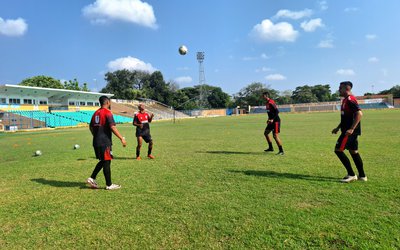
xmin=265 ymin=74 xmax=286 ymax=81
xmin=344 ymin=7 xmax=359 ymax=12
xmin=365 ymin=34 xmax=377 ymax=40
xmin=273 ymin=9 xmax=313 ymax=20
xmin=250 ymin=19 xmax=299 ymax=42
xmin=336 ymin=69 xmax=355 ymax=76
xmin=174 ymin=76 xmax=192 ymax=84
xmin=301 ymin=18 xmax=324 ymax=32
xmin=255 ymin=67 xmax=272 ymax=73
xmin=368 ymin=57 xmax=379 ymax=63
xmin=319 ymin=1 xmax=328 ymax=11
xmin=82 ymin=0 xmax=157 ymax=29
xmin=318 ymin=39 xmax=334 ymax=48
xmin=107 ymin=56 xmax=156 ymax=72
xmin=0 ymin=17 xmax=28 ymax=36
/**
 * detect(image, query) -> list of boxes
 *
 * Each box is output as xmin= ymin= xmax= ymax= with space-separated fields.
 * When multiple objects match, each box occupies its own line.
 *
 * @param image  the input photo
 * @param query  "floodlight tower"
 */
xmin=197 ymin=52 xmax=207 ymax=108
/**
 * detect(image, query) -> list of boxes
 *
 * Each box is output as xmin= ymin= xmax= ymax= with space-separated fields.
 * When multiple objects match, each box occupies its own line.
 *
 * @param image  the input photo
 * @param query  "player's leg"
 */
xmin=334 ymin=134 xmax=356 ymax=182
xmin=147 ymin=140 xmax=154 ymax=159
xmin=272 ymin=122 xmax=284 ymax=154
xmin=87 ymin=147 xmax=103 ymax=188
xmin=136 ymin=136 xmax=143 ymax=159
xmin=264 ymin=127 xmax=274 ymax=151
xmin=348 ymin=136 xmax=366 ymax=181
xmin=102 ymin=160 xmax=112 ymax=186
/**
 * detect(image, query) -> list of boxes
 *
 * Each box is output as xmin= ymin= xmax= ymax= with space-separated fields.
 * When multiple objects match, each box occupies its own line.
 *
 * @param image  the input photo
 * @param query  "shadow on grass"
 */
xmin=228 ymin=170 xmax=338 ymax=182
xmin=113 ymin=156 xmax=134 ymax=160
xmin=31 ymin=178 xmax=90 ymax=189
xmin=199 ymin=151 xmax=265 ymax=155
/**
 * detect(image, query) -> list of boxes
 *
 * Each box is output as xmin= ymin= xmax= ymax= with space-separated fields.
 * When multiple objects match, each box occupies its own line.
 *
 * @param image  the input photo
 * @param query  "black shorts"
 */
xmin=335 ymin=133 xmax=359 ymax=151
xmin=136 ymin=130 xmax=152 ymax=143
xmin=93 ymin=145 xmax=113 ymax=161
xmin=265 ymin=121 xmax=280 ymax=134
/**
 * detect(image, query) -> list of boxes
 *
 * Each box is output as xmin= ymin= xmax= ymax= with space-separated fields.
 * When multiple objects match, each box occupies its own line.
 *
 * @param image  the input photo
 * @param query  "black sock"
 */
xmin=351 ymin=153 xmax=365 ymax=177
xmin=335 ymin=151 xmax=355 ymax=176
xmin=268 ymin=142 xmax=273 ymax=149
xmin=148 ymin=144 xmax=152 ymax=156
xmin=278 ymin=146 xmax=283 ymax=152
xmin=136 ymin=147 xmax=140 ymax=157
xmin=102 ymin=160 xmax=112 ymax=186
xmin=91 ymin=161 xmax=104 ymax=179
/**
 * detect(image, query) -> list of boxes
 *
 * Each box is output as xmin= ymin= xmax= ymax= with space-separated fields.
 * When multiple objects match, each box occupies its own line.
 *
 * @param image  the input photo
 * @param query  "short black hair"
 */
xmin=99 ymin=96 xmax=110 ymax=105
xmin=262 ymin=91 xmax=270 ymax=97
xmin=340 ymin=81 xmax=353 ymax=89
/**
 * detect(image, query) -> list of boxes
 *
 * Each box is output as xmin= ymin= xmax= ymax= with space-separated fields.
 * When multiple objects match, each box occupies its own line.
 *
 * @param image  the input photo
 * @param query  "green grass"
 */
xmin=1 ymin=109 xmax=399 ymax=249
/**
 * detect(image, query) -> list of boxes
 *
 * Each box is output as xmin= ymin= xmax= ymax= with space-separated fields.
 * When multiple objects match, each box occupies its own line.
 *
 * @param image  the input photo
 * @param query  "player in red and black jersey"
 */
xmin=262 ymin=92 xmax=284 ymax=155
xmin=133 ymin=103 xmax=155 ymax=160
xmin=86 ymin=96 xmax=126 ymax=190
xmin=332 ymin=81 xmax=367 ymax=183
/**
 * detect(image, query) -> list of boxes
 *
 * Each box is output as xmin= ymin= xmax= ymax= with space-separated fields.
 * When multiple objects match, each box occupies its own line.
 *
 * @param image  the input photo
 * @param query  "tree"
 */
xmin=20 ymin=75 xmax=64 ymax=89
xmin=234 ymin=82 xmax=278 ymax=107
xmin=311 ymin=84 xmax=333 ymax=102
xmin=291 ymin=85 xmax=318 ymax=103
xmin=379 ymin=85 xmax=400 ymax=97
xmin=142 ymin=71 xmax=172 ymax=104
xmin=101 ymin=69 xmax=148 ymax=99
xmin=63 ymin=78 xmax=90 ymax=91
xmin=276 ymin=90 xmax=293 ymax=104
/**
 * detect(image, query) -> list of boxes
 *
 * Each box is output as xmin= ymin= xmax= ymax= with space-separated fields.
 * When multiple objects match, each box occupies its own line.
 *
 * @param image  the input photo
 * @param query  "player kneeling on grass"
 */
xmin=332 ymin=81 xmax=367 ymax=183
xmin=262 ymin=91 xmax=284 ymax=155
xmin=87 ymin=96 xmax=126 ymax=190
xmin=133 ymin=103 xmax=155 ymax=160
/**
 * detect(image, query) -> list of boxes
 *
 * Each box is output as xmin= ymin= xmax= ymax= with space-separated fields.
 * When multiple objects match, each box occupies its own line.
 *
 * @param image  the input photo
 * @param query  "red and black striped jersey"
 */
xmin=265 ymin=99 xmax=280 ymax=121
xmin=133 ymin=112 xmax=152 ymax=130
xmin=341 ymin=95 xmax=361 ymax=135
xmin=90 ymin=108 xmax=116 ymax=147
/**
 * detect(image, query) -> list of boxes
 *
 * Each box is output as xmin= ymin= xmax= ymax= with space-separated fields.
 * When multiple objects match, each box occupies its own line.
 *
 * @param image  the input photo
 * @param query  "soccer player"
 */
xmin=262 ymin=91 xmax=284 ymax=155
xmin=86 ymin=96 xmax=126 ymax=190
xmin=332 ymin=81 xmax=367 ymax=183
xmin=133 ymin=103 xmax=155 ymax=160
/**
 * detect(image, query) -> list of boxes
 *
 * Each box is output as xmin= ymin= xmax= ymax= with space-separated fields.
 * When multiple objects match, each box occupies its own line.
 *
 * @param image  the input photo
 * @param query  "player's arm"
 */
xmin=111 ymin=125 xmax=126 ymax=147
xmin=133 ymin=115 xmax=143 ymax=128
xmin=148 ymin=113 xmax=154 ymax=123
xmin=268 ymin=104 xmax=278 ymax=123
xmin=346 ymin=110 xmax=363 ymax=135
xmin=89 ymin=126 xmax=94 ymax=136
xmin=332 ymin=123 xmax=341 ymax=134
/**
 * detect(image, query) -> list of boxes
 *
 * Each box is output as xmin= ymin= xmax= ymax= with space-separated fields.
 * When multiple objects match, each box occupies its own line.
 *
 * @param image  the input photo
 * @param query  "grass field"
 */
xmin=1 ymin=109 xmax=399 ymax=249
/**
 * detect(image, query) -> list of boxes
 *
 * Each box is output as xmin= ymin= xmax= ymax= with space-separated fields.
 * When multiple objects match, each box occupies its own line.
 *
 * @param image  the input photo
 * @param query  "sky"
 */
xmin=1 ymin=0 xmax=399 ymax=96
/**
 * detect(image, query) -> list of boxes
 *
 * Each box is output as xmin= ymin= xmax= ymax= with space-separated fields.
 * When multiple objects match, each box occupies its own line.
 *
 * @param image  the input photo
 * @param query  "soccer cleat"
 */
xmin=340 ymin=175 xmax=358 ymax=183
xmin=147 ymin=154 xmax=155 ymax=159
xmin=86 ymin=177 xmax=98 ymax=189
xmin=136 ymin=156 xmax=141 ymax=160
xmin=264 ymin=148 xmax=274 ymax=152
xmin=106 ymin=184 xmax=121 ymax=190
xmin=276 ymin=151 xmax=284 ymax=155
xmin=358 ymin=176 xmax=368 ymax=182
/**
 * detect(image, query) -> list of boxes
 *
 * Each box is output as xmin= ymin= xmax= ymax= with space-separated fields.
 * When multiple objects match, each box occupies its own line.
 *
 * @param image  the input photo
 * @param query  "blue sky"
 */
xmin=1 ymin=0 xmax=399 ymax=96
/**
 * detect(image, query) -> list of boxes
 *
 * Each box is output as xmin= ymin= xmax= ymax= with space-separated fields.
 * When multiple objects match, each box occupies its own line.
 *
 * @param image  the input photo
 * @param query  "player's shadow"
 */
xmin=31 ymin=178 xmax=89 ymax=189
xmin=228 ymin=170 xmax=337 ymax=182
xmin=201 ymin=151 xmax=265 ymax=155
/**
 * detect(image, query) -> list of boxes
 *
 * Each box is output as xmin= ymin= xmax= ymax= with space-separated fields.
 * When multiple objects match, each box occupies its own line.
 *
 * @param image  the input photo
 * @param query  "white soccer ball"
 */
xmin=35 ymin=150 xmax=42 ymax=156
xmin=74 ymin=144 xmax=80 ymax=149
xmin=178 ymin=45 xmax=188 ymax=55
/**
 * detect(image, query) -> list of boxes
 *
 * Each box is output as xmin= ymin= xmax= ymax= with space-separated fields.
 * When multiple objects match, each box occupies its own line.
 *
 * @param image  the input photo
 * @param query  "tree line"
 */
xmin=19 ymin=71 xmax=400 ymax=110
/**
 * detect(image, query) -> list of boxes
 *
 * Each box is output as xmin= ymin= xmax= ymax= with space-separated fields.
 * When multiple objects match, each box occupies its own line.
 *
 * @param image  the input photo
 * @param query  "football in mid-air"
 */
xmin=35 ymin=150 xmax=42 ymax=156
xmin=74 ymin=144 xmax=80 ymax=149
xmin=178 ymin=45 xmax=188 ymax=55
